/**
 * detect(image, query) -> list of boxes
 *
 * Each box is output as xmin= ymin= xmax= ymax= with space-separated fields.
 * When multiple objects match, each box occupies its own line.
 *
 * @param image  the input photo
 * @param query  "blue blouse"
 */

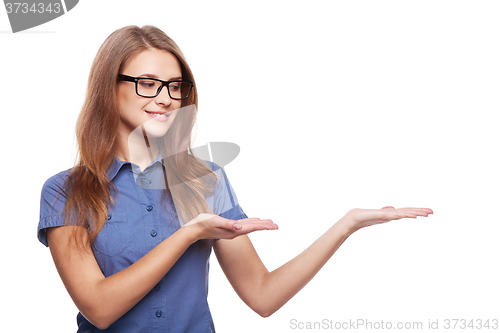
xmin=38 ymin=155 xmax=247 ymax=332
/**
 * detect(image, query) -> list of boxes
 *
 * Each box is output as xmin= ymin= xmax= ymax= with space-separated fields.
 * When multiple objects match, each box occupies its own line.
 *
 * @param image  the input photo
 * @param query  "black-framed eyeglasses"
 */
xmin=118 ymin=74 xmax=193 ymax=100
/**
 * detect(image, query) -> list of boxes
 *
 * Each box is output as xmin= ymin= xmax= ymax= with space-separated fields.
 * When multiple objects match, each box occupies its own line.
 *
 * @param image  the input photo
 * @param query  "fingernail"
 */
xmin=234 ymin=223 xmax=242 ymax=230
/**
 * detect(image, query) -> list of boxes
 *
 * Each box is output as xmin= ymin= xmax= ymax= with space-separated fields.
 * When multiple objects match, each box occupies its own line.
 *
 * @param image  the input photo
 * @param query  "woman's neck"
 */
xmin=115 ymin=126 xmax=160 ymax=172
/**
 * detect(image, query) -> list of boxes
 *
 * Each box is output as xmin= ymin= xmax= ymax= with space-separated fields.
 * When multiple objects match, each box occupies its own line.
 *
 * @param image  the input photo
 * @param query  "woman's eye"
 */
xmin=170 ymin=83 xmax=181 ymax=91
xmin=138 ymin=80 xmax=157 ymax=88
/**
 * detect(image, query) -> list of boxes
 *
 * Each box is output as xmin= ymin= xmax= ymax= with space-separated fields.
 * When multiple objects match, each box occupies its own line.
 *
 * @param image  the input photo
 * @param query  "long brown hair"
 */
xmin=64 ymin=25 xmax=217 ymax=247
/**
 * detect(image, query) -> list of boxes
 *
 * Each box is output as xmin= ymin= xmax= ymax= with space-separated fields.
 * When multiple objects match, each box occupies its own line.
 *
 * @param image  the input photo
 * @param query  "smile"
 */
xmin=145 ymin=111 xmax=171 ymax=122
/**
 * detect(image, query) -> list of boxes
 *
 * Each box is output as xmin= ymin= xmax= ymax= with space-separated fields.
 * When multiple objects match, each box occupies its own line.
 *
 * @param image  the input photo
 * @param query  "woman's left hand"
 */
xmin=181 ymin=213 xmax=278 ymax=241
xmin=338 ymin=206 xmax=433 ymax=234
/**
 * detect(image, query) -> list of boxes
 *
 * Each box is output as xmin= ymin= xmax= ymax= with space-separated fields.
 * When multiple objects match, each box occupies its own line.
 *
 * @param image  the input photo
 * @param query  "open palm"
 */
xmin=342 ymin=206 xmax=433 ymax=233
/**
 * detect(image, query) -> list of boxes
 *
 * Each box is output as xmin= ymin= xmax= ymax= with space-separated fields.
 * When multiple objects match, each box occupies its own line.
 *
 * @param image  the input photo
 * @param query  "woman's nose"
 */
xmin=154 ymin=85 xmax=172 ymax=106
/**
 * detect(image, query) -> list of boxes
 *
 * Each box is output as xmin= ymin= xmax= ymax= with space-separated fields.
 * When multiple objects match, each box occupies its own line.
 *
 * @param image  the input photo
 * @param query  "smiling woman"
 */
xmin=37 ymin=25 xmax=432 ymax=333
xmin=115 ymin=49 xmax=183 ymax=166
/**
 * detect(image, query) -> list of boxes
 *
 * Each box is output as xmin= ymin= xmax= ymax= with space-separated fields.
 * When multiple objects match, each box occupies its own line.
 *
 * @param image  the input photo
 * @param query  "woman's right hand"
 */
xmin=337 ymin=206 xmax=433 ymax=235
xmin=182 ymin=213 xmax=278 ymax=241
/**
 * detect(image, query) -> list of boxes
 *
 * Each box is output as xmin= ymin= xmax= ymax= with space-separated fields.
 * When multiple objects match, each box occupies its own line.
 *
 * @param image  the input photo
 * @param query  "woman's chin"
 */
xmin=126 ymin=119 xmax=173 ymax=148
xmin=143 ymin=117 xmax=175 ymax=137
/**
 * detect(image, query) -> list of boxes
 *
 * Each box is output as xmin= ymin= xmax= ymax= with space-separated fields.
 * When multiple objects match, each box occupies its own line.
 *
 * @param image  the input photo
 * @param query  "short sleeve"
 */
xmin=205 ymin=162 xmax=248 ymax=221
xmin=38 ymin=170 xmax=72 ymax=247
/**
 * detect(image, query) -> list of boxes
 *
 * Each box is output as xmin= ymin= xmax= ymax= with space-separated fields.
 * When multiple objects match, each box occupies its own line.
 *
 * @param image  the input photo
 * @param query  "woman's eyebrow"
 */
xmin=138 ymin=73 xmax=183 ymax=81
xmin=137 ymin=73 xmax=160 ymax=79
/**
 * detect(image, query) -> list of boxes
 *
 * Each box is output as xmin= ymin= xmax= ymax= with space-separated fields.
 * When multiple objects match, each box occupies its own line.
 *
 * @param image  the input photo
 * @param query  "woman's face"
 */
xmin=116 ymin=48 xmax=183 ymax=139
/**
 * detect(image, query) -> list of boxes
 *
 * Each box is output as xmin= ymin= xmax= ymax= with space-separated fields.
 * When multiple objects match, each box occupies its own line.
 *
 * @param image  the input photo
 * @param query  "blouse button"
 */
xmin=151 ymin=230 xmax=157 ymax=237
xmin=154 ymin=284 xmax=161 ymax=291
xmin=107 ymin=214 xmax=112 ymax=220
xmin=146 ymin=205 xmax=153 ymax=212
xmin=156 ymin=310 xmax=162 ymax=318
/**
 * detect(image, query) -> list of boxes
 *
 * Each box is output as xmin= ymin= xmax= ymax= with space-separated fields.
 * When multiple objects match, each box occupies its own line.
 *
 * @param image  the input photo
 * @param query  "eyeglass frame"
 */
xmin=117 ymin=74 xmax=194 ymax=100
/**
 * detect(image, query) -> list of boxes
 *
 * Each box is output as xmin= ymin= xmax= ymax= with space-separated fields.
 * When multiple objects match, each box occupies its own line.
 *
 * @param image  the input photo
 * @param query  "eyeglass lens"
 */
xmin=137 ymin=79 xmax=191 ymax=99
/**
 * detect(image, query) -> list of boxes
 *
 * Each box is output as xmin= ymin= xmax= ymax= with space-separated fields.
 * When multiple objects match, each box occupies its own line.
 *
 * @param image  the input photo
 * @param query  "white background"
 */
xmin=1 ymin=1 xmax=499 ymax=332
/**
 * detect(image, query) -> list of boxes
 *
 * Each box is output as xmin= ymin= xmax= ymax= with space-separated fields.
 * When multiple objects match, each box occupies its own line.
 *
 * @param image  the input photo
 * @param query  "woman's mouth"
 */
xmin=145 ymin=111 xmax=171 ymax=122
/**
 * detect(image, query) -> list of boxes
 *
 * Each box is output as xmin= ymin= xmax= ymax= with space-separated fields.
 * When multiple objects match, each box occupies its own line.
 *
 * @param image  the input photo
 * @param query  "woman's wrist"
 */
xmin=177 ymin=224 xmax=202 ymax=244
xmin=333 ymin=214 xmax=358 ymax=237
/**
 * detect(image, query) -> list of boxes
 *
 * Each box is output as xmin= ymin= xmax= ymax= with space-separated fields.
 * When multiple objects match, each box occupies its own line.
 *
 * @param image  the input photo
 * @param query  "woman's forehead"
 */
xmin=123 ymin=49 xmax=182 ymax=79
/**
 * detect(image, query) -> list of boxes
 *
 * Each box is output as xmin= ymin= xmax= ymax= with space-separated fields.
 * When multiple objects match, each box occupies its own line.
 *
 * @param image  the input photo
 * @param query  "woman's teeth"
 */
xmin=150 ymin=112 xmax=168 ymax=117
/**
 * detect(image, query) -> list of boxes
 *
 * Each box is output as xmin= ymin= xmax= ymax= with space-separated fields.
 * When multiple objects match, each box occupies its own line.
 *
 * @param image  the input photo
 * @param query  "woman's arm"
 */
xmin=47 ymin=215 xmax=276 ymax=330
xmin=213 ymin=207 xmax=433 ymax=317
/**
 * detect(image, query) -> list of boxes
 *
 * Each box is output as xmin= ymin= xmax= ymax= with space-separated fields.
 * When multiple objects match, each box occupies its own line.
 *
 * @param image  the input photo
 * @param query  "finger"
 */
xmin=214 ymin=217 xmax=276 ymax=231
xmin=383 ymin=214 xmax=416 ymax=222
xmin=239 ymin=219 xmax=274 ymax=224
xmin=207 ymin=216 xmax=241 ymax=230
xmin=220 ymin=219 xmax=278 ymax=231
xmin=377 ymin=210 xmax=417 ymax=221
xmin=238 ymin=219 xmax=276 ymax=225
xmin=230 ymin=217 xmax=274 ymax=230
xmin=395 ymin=209 xmax=420 ymax=217
xmin=378 ymin=207 xmax=432 ymax=215
xmin=395 ymin=207 xmax=433 ymax=213
xmin=390 ymin=208 xmax=433 ymax=217
xmin=404 ymin=210 xmax=431 ymax=217
xmin=237 ymin=217 xmax=267 ymax=222
xmin=237 ymin=221 xmax=279 ymax=233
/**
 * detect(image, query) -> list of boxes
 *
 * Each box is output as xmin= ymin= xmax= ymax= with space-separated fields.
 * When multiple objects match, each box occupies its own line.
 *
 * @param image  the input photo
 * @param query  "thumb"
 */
xmin=212 ymin=216 xmax=240 ymax=230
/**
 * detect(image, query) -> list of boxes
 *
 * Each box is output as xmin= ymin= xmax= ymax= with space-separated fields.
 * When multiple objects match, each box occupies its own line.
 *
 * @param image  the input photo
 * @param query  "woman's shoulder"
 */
xmin=41 ymin=168 xmax=75 ymax=199
xmin=42 ymin=168 xmax=72 ymax=187
xmin=202 ymin=160 xmax=225 ymax=174
xmin=38 ymin=169 xmax=76 ymax=247
xmin=202 ymin=160 xmax=216 ymax=170
xmin=201 ymin=160 xmax=230 ymax=188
